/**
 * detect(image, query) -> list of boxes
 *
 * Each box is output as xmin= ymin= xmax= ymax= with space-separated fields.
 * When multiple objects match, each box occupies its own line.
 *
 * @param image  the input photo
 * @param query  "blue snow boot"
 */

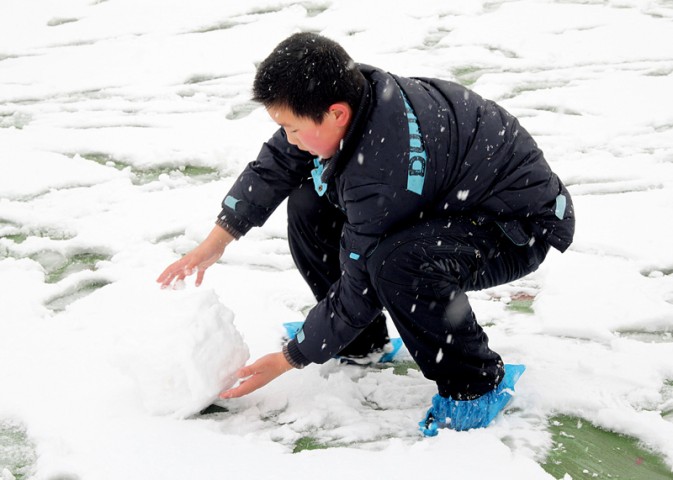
xmin=379 ymin=337 xmax=404 ymax=363
xmin=419 ymin=364 xmax=526 ymax=436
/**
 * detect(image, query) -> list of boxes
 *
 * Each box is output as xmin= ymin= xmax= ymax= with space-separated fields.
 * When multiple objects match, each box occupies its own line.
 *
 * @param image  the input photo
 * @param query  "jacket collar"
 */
xmin=320 ymin=68 xmax=373 ymax=183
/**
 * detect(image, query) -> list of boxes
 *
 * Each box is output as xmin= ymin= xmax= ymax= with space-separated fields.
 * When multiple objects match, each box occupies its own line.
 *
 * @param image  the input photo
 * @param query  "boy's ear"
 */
xmin=328 ymin=102 xmax=352 ymax=127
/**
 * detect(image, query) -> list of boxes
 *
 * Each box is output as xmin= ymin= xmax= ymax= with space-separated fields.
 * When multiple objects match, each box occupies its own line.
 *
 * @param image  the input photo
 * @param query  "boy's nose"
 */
xmin=287 ymin=134 xmax=305 ymax=151
xmin=285 ymin=131 xmax=298 ymax=145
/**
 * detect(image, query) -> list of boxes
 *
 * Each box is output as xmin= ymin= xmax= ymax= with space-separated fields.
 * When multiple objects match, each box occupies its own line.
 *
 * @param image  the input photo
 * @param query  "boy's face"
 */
xmin=267 ymin=103 xmax=351 ymax=159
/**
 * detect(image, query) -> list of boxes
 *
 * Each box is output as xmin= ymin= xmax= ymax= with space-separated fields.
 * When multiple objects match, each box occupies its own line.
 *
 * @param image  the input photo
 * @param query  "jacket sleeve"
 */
xmin=289 ymin=176 xmax=427 ymax=365
xmin=217 ymin=128 xmax=313 ymax=238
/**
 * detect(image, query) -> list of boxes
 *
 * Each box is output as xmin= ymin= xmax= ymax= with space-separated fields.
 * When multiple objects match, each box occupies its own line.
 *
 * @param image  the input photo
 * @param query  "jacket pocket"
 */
xmin=495 ymin=219 xmax=531 ymax=246
xmin=420 ymin=243 xmax=484 ymax=298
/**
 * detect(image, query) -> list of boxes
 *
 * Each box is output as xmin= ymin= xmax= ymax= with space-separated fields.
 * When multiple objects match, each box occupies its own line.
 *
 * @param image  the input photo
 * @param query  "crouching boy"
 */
xmin=157 ymin=32 xmax=574 ymax=434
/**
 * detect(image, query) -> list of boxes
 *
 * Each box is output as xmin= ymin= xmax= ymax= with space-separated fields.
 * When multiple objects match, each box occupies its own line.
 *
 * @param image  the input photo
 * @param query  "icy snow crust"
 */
xmin=1 ymin=0 xmax=673 ymax=479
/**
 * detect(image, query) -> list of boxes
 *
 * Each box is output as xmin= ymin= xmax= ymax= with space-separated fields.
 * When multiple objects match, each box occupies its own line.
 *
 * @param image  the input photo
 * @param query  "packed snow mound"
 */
xmin=59 ymin=278 xmax=250 ymax=418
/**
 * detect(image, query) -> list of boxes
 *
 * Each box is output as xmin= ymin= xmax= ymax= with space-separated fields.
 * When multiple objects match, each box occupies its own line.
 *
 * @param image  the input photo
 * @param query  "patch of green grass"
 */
xmin=617 ymin=330 xmax=673 ymax=343
xmin=391 ymin=360 xmax=420 ymax=376
xmin=178 ymin=165 xmax=219 ymax=177
xmin=0 ymin=220 xmax=74 ymax=245
xmin=662 ymin=381 xmax=673 ymax=421
xmin=43 ymin=252 xmax=109 ymax=284
xmin=302 ymin=1 xmax=330 ymax=18
xmin=0 ymin=420 xmax=36 ymax=480
xmin=226 ymin=101 xmax=260 ymax=120
xmin=0 ymin=111 xmax=31 ymax=129
xmin=184 ymin=74 xmax=222 ymax=84
xmin=0 ymin=219 xmax=26 ymax=244
xmin=45 ymin=279 xmax=112 ymax=312
xmin=78 ymin=151 xmax=118 ymax=166
xmin=47 ymin=17 xmax=79 ymax=27
xmin=506 ymin=297 xmax=534 ymax=314
xmin=77 ymin=152 xmax=220 ymax=184
xmin=292 ymin=436 xmax=329 ymax=453
xmin=2 ymin=233 xmax=28 ymax=244
xmin=543 ymin=415 xmax=672 ymax=480
xmin=451 ymin=66 xmax=482 ymax=86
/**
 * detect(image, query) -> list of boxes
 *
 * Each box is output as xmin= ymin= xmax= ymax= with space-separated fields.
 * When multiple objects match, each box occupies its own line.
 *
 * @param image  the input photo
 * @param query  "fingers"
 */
xmin=156 ymin=260 xmax=183 ymax=286
xmin=156 ymin=269 xmax=182 ymax=289
xmin=155 ymin=266 xmax=174 ymax=286
xmin=195 ymin=267 xmax=206 ymax=287
xmin=220 ymin=375 xmax=262 ymax=399
xmin=219 ymin=353 xmax=293 ymax=400
xmin=219 ymin=366 xmax=259 ymax=399
xmin=156 ymin=259 xmax=201 ymax=288
xmin=236 ymin=364 xmax=255 ymax=379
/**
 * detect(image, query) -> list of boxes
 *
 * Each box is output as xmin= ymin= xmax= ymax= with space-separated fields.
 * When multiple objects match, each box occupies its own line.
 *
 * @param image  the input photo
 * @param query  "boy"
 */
xmin=157 ymin=32 xmax=574 ymax=434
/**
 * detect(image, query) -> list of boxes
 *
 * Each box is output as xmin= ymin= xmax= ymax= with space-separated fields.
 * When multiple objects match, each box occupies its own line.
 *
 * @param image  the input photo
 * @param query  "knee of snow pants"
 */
xmin=366 ymin=218 xmax=548 ymax=399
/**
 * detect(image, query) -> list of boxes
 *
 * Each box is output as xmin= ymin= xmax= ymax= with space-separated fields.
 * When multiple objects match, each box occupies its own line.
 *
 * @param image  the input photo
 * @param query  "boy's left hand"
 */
xmin=219 ymin=352 xmax=293 ymax=399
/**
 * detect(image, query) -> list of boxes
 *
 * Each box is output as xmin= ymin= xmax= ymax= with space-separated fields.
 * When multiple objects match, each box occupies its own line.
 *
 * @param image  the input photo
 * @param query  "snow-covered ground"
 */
xmin=1 ymin=1 xmax=673 ymax=479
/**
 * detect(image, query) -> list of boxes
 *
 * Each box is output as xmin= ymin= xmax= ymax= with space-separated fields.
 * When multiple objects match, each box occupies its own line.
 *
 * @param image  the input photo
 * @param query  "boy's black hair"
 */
xmin=252 ymin=32 xmax=365 ymax=123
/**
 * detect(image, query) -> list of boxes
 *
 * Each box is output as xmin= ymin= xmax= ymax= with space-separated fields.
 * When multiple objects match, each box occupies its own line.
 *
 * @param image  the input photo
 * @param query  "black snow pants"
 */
xmin=287 ymin=180 xmax=550 ymax=399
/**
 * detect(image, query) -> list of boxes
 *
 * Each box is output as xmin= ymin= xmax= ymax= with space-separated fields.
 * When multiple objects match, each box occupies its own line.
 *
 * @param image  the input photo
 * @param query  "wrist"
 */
xmin=282 ymin=341 xmax=310 ymax=369
xmin=215 ymin=218 xmax=243 ymax=241
xmin=207 ymin=224 xmax=235 ymax=250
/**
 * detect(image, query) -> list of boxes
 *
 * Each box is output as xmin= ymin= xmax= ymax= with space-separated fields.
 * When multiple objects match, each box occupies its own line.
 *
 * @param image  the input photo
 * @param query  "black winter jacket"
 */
xmin=217 ymin=65 xmax=574 ymax=366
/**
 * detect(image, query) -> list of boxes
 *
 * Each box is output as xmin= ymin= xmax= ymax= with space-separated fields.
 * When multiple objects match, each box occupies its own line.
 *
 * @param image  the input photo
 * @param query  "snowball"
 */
xmin=59 ymin=278 xmax=249 ymax=418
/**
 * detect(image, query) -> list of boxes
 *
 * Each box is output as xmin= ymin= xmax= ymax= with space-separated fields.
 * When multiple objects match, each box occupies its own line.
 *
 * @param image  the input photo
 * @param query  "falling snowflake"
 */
xmin=457 ymin=190 xmax=470 ymax=201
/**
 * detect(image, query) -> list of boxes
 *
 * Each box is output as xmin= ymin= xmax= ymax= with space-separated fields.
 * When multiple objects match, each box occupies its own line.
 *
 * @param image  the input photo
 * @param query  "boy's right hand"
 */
xmin=156 ymin=225 xmax=234 ymax=288
xmin=219 ymin=352 xmax=294 ymax=399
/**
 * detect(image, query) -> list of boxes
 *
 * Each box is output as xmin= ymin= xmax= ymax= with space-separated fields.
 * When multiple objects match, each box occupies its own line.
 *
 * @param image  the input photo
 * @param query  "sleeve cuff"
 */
xmin=282 ymin=340 xmax=311 ymax=369
xmin=215 ymin=217 xmax=243 ymax=240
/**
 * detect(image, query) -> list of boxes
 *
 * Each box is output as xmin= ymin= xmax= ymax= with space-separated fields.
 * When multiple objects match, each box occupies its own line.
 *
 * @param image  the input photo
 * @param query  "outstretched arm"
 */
xmin=156 ymin=224 xmax=235 ymax=288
